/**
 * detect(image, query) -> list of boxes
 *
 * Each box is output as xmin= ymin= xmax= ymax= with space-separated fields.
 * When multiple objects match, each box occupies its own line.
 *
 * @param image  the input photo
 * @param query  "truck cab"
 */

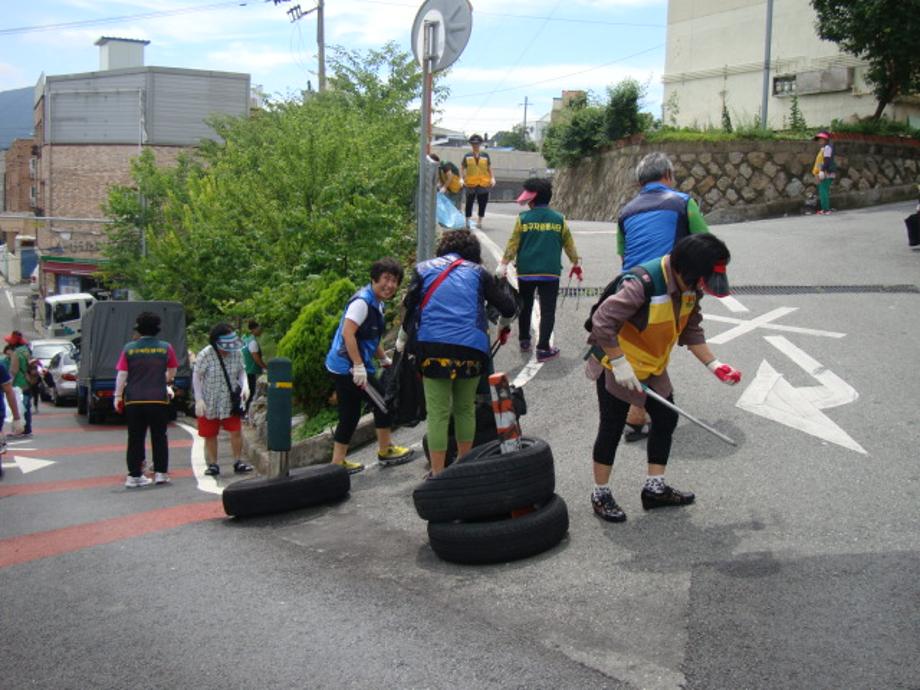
xmin=43 ymin=293 xmax=97 ymax=339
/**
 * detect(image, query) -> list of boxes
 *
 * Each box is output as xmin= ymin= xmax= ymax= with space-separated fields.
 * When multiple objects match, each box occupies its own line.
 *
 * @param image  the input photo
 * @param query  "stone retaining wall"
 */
xmin=553 ymin=137 xmax=920 ymax=224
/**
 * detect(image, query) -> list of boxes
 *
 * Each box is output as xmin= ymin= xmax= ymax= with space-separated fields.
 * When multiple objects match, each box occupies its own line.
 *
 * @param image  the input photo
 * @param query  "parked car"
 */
xmin=30 ymin=338 xmax=76 ymax=401
xmin=46 ymin=347 xmax=79 ymax=406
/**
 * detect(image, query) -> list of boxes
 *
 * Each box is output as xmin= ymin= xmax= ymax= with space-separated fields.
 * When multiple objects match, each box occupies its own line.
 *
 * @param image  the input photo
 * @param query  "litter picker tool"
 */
xmin=642 ymin=385 xmax=737 ymax=446
xmin=363 ymin=384 xmax=388 ymax=414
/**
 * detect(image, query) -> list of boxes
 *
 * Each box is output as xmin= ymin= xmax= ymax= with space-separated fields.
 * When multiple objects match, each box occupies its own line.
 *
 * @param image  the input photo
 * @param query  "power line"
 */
xmin=0 ymin=2 xmax=252 ymax=36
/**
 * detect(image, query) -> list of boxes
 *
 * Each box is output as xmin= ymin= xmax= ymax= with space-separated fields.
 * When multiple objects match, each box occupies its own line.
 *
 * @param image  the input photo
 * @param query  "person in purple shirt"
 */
xmin=114 ymin=312 xmax=178 ymax=488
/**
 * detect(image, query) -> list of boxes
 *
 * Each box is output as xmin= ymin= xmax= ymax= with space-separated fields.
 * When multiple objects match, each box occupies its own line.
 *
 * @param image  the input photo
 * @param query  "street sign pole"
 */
xmin=416 ymin=21 xmax=438 ymax=262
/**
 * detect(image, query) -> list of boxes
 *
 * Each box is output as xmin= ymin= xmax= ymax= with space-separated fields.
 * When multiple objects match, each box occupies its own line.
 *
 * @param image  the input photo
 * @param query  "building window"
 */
xmin=773 ymin=75 xmax=796 ymax=96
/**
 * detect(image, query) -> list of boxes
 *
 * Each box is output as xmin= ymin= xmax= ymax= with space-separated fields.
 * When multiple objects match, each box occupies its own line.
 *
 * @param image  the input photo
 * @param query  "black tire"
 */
xmin=86 ymin=391 xmax=101 ymax=424
xmin=222 ymin=464 xmax=350 ymax=518
xmin=51 ymin=386 xmax=62 ymax=407
xmin=76 ymin=386 xmax=86 ymax=414
xmin=413 ymin=436 xmax=555 ymax=522
xmin=427 ymin=494 xmax=569 ymax=565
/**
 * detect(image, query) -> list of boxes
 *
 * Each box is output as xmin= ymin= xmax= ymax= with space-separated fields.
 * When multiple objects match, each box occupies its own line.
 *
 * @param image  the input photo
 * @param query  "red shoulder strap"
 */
xmin=420 ymin=258 xmax=464 ymax=310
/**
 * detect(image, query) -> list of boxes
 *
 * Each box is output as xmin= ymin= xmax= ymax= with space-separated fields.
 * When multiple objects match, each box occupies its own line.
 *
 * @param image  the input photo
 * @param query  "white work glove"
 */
xmin=395 ymin=328 xmax=408 ymax=354
xmin=195 ymin=399 xmax=207 ymax=418
xmin=166 ymin=385 xmax=175 ymax=400
xmin=707 ymin=359 xmax=742 ymax=385
xmin=495 ymin=262 xmax=508 ymax=280
xmin=818 ymin=171 xmax=826 ymax=181
xmin=11 ymin=419 xmax=24 ymax=435
xmin=351 ymin=363 xmax=367 ymax=388
xmin=609 ymin=355 xmax=642 ymax=393
xmin=240 ymin=386 xmax=250 ymax=404
xmin=380 ymin=354 xmax=393 ymax=368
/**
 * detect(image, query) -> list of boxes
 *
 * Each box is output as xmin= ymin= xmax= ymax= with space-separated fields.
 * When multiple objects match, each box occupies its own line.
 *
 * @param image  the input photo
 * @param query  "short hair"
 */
xmin=436 ymin=229 xmax=482 ymax=264
xmin=134 ymin=311 xmax=161 ymax=336
xmin=635 ymin=152 xmax=674 ymax=185
xmin=522 ymin=177 xmax=552 ymax=205
xmin=247 ymin=319 xmax=260 ymax=331
xmin=209 ymin=322 xmax=234 ymax=347
xmin=671 ymin=233 xmax=730 ymax=287
xmin=370 ymin=257 xmax=404 ymax=285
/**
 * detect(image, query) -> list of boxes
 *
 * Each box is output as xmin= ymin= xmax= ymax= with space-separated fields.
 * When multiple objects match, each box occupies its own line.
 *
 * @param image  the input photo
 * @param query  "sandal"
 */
xmin=233 ymin=460 xmax=254 ymax=474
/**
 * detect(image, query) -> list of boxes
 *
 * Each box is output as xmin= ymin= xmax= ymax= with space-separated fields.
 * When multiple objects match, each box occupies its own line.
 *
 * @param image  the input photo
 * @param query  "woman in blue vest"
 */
xmin=325 ymin=258 xmax=414 ymax=475
xmin=399 ymin=230 xmax=517 ymax=476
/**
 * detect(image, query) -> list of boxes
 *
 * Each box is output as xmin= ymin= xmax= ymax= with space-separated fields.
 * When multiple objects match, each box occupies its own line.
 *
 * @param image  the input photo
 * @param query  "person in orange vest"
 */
xmin=460 ymin=134 xmax=495 ymax=230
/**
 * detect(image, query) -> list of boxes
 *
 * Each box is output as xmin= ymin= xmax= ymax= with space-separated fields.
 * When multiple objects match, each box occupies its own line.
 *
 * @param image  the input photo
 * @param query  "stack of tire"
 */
xmin=413 ymin=437 xmax=569 ymax=564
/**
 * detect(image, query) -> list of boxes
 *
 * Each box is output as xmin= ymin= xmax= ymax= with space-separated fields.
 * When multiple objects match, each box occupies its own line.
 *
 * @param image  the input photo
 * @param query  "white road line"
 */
xmin=716 ymin=295 xmax=749 ymax=313
xmin=569 ymin=230 xmax=616 ymax=235
xmin=704 ymin=311 xmax=846 ymax=341
xmin=5 ymin=290 xmax=14 ymax=310
xmin=176 ymin=421 xmax=222 ymax=495
xmin=472 ymin=229 xmax=547 ymax=388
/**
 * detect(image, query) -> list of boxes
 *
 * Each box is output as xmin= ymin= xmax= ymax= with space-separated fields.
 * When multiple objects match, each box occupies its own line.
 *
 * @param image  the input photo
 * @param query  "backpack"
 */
xmin=583 ymin=266 xmax=654 ymax=333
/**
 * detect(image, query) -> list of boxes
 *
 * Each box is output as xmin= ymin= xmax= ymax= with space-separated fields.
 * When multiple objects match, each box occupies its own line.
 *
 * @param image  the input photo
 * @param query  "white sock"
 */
xmin=645 ymin=476 xmax=666 ymax=493
xmin=593 ymin=484 xmax=611 ymax=495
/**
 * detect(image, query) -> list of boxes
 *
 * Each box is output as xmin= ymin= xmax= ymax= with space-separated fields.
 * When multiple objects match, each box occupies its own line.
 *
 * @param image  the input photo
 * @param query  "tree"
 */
xmin=789 ymin=95 xmax=807 ymax=132
xmin=605 ymin=78 xmax=645 ymax=141
xmin=811 ymin=0 xmax=920 ymax=120
xmin=492 ymin=124 xmax=536 ymax=151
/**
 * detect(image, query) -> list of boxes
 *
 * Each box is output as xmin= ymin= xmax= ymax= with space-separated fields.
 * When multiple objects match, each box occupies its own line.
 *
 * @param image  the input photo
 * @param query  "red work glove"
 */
xmin=569 ymin=265 xmax=583 ymax=281
xmin=707 ymin=359 xmax=742 ymax=385
xmin=498 ymin=327 xmax=511 ymax=345
xmin=114 ymin=397 xmax=125 ymax=414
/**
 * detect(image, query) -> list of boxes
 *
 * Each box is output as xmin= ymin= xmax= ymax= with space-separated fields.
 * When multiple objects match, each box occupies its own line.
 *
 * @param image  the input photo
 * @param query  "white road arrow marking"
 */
xmin=6 ymin=455 xmax=56 ymax=473
xmin=736 ymin=336 xmax=865 ymax=454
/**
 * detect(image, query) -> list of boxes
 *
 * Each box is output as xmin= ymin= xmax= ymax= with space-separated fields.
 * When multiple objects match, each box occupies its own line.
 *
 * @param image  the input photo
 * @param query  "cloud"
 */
xmin=207 ymin=44 xmax=302 ymax=73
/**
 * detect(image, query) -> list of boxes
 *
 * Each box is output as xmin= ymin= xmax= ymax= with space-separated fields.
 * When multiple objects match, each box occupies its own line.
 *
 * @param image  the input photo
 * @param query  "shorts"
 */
xmin=197 ymin=415 xmax=242 ymax=438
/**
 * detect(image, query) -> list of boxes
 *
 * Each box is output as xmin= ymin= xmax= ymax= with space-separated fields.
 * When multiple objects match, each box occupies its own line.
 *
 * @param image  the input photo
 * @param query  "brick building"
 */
xmin=3 ymin=138 xmax=36 ymax=213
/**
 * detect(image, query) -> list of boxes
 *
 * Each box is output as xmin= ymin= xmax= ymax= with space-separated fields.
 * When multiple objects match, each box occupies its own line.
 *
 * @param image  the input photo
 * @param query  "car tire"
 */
xmin=51 ymin=386 xmax=62 ymax=407
xmin=86 ymin=391 xmax=101 ymax=424
xmin=427 ymin=494 xmax=569 ymax=565
xmin=76 ymin=386 xmax=86 ymax=414
xmin=222 ymin=464 xmax=351 ymax=518
xmin=413 ymin=437 xmax=555 ymax=523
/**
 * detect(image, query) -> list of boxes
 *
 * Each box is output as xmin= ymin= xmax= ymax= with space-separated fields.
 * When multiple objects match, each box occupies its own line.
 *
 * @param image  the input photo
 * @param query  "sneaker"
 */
xmin=377 ymin=445 xmax=416 ymax=467
xmin=641 ymin=484 xmax=695 ymax=510
xmin=536 ymin=346 xmax=560 ymax=363
xmin=125 ymin=475 xmax=153 ymax=488
xmin=592 ymin=489 xmax=626 ymax=523
xmin=336 ymin=460 xmax=365 ymax=475
xmin=204 ymin=463 xmax=220 ymax=476
xmin=624 ymin=422 xmax=650 ymax=443
xmin=233 ymin=460 xmax=254 ymax=474
xmin=154 ymin=472 xmax=171 ymax=485
xmin=519 ymin=339 xmax=532 ymax=352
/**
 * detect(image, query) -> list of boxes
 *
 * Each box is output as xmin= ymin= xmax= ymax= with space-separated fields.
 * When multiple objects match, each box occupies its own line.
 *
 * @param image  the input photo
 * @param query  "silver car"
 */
xmin=31 ymin=339 xmax=76 ymax=400
xmin=46 ymin=347 xmax=79 ymax=406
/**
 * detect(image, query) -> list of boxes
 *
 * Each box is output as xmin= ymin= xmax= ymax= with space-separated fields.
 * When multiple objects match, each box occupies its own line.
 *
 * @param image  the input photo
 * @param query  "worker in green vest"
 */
xmin=241 ymin=320 xmax=267 ymax=416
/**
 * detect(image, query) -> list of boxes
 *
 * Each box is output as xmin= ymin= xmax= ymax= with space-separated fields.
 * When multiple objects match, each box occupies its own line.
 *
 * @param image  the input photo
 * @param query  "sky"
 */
xmin=0 ymin=0 xmax=668 ymax=137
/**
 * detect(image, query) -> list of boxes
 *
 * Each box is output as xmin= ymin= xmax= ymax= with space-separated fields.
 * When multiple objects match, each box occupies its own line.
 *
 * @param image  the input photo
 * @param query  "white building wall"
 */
xmin=662 ymin=0 xmax=919 ymax=129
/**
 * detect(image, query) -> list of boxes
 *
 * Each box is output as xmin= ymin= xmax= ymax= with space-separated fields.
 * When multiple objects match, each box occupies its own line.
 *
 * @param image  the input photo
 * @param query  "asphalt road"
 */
xmin=1 ymin=201 xmax=918 ymax=689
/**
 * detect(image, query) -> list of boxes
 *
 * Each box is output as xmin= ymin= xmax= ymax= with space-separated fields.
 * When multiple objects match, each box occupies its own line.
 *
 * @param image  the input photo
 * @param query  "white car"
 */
xmin=30 ymin=339 xmax=76 ymax=400
xmin=46 ymin=346 xmax=79 ymax=406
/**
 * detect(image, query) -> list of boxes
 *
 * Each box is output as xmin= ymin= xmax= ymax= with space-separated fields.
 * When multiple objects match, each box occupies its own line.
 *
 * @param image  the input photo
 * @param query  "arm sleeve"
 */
xmin=687 ymin=199 xmax=709 ymax=235
xmin=343 ymin=299 xmax=369 ymax=327
xmin=821 ymin=144 xmax=834 ymax=171
xmin=502 ymin=217 xmax=524 ymax=262
xmin=616 ymin=220 xmax=626 ymax=258
xmin=192 ymin=361 xmax=204 ymax=401
xmin=115 ymin=351 xmax=128 ymax=371
xmin=114 ymin=370 xmax=128 ymax=398
xmin=561 ymin=219 xmax=579 ymax=264
xmin=590 ymin=278 xmax=647 ymax=349
xmin=482 ymin=271 xmax=518 ymax=318
xmin=166 ymin=344 xmax=179 ymax=368
xmin=678 ymin=300 xmax=706 ymax=346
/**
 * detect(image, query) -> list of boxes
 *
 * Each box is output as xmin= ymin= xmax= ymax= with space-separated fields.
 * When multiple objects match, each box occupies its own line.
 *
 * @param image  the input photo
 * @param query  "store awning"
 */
xmin=41 ymin=260 xmax=102 ymax=276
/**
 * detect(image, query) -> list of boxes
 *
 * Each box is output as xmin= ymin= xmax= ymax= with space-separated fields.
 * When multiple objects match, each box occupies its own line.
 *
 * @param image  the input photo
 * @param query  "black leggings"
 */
xmin=465 ymin=189 xmax=489 ymax=218
xmin=125 ymin=403 xmax=170 ymax=476
xmin=518 ymin=279 xmax=559 ymax=350
xmin=332 ymin=373 xmax=391 ymax=445
xmin=593 ymin=376 xmax=679 ymax=466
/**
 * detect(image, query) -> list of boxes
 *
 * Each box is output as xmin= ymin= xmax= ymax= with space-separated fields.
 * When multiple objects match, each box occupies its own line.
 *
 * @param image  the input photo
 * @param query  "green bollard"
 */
xmin=267 ymin=358 xmax=293 ymax=474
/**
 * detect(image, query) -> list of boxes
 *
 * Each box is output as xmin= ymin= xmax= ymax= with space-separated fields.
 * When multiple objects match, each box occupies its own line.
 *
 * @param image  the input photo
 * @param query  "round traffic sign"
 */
xmin=411 ymin=0 xmax=473 ymax=73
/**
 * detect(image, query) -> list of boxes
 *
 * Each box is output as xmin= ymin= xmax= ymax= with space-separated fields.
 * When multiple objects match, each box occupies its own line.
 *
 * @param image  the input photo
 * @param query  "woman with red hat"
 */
xmin=812 ymin=131 xmax=836 ymax=215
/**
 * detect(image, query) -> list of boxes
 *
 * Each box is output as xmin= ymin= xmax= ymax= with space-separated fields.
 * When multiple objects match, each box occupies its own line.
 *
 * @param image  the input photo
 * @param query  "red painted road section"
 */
xmin=0 ymin=500 xmax=225 ymax=569
xmin=0 ymin=468 xmax=196 ymax=498
xmin=11 ymin=439 xmax=193 ymax=458
xmin=29 ymin=424 xmax=184 ymax=434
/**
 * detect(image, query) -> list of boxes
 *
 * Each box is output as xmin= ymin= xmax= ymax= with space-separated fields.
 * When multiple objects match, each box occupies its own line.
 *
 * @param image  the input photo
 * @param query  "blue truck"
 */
xmin=76 ymin=301 xmax=192 ymax=424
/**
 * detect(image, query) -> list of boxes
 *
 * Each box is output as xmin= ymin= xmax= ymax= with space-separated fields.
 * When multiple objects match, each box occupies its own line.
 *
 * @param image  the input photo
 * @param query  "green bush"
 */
xmin=605 ymin=78 xmax=644 ymax=141
xmin=277 ymin=277 xmax=356 ymax=415
xmin=830 ymin=117 xmax=920 ymax=140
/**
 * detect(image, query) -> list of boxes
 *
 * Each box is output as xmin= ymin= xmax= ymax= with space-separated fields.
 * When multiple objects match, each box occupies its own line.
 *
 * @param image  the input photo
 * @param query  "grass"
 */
xmin=293 ymin=406 xmax=338 ymax=441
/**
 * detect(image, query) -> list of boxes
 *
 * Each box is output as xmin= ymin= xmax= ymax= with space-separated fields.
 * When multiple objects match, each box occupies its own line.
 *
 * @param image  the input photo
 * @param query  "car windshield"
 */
xmin=32 ymin=343 xmax=71 ymax=360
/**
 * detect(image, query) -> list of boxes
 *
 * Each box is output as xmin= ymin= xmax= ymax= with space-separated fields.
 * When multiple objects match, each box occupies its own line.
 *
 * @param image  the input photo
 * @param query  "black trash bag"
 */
xmin=905 ymin=213 xmax=920 ymax=247
xmin=382 ymin=351 xmax=426 ymax=427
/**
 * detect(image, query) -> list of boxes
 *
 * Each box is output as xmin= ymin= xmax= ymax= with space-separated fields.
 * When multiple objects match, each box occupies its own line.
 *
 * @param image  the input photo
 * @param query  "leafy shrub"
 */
xmin=605 ymin=78 xmax=644 ymax=141
xmin=830 ymin=117 xmax=920 ymax=140
xmin=277 ymin=277 xmax=356 ymax=415
xmin=543 ymin=106 xmax=607 ymax=168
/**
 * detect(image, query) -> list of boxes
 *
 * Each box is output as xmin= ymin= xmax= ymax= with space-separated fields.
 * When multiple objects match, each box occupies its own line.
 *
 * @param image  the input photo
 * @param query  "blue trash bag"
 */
xmin=436 ymin=192 xmax=467 ymax=230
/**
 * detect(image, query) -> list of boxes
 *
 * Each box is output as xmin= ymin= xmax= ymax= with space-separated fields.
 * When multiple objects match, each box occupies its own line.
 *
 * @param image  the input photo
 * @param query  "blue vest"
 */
xmin=416 ymin=254 xmax=489 ymax=354
xmin=618 ymin=182 xmax=691 ymax=270
xmin=325 ymin=285 xmax=385 ymax=375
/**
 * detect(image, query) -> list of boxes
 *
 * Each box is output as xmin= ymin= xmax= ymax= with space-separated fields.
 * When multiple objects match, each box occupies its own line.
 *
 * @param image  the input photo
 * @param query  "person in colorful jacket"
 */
xmin=6 ymin=331 xmax=33 ymax=437
xmin=114 ymin=312 xmax=178 ymax=488
xmin=617 ymin=152 xmax=710 ymax=442
xmin=812 ymin=130 xmax=836 ymax=215
xmin=497 ymin=177 xmax=580 ymax=362
xmin=325 ymin=258 xmax=414 ymax=475
xmin=585 ymin=233 xmax=741 ymax=523
xmin=241 ymin=320 xmax=267 ymax=415
xmin=460 ymin=134 xmax=495 ymax=230
xmin=399 ymin=230 xmax=517 ymax=476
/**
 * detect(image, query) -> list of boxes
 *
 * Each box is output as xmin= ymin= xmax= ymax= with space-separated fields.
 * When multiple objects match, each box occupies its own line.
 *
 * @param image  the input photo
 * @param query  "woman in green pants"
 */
xmin=399 ymin=230 xmax=517 ymax=476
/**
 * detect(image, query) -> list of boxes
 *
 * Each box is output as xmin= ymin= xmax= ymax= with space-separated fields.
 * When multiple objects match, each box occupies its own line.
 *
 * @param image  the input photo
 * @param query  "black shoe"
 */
xmin=233 ymin=460 xmax=254 ymax=474
xmin=592 ymin=489 xmax=627 ymax=522
xmin=624 ymin=422 xmax=650 ymax=443
xmin=641 ymin=484 xmax=695 ymax=510
xmin=204 ymin=463 xmax=220 ymax=476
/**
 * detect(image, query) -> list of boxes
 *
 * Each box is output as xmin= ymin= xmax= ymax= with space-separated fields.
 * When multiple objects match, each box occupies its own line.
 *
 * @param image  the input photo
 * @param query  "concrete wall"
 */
xmin=663 ymin=0 xmax=920 ymax=129
xmin=552 ymin=136 xmax=920 ymax=224
xmin=431 ymin=146 xmax=549 ymax=201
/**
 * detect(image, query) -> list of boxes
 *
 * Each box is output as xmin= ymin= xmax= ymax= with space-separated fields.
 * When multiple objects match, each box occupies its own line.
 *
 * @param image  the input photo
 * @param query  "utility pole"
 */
xmin=519 ymin=96 xmax=529 ymax=142
xmin=760 ymin=0 xmax=774 ymax=129
xmin=280 ymin=0 xmax=326 ymax=92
